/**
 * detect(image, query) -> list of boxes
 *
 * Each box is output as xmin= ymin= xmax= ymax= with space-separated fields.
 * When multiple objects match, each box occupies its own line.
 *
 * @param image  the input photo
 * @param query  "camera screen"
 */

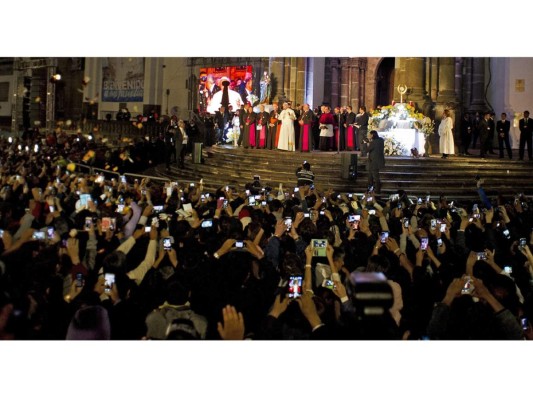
xmin=380 ymin=231 xmax=389 ymax=243
xmin=420 ymin=237 xmax=428 ymax=251
xmin=163 ymin=238 xmax=172 ymax=250
xmin=461 ymin=278 xmax=473 ymax=295
xmin=201 ymin=220 xmax=213 ymax=228
xmin=104 ymin=273 xmax=115 ymax=292
xmin=403 ymin=218 xmax=409 ymax=228
xmin=248 ymin=196 xmax=256 ymax=206
xmin=312 ymin=239 xmax=327 ymax=257
xmin=235 ymin=241 xmax=244 ymax=248
xmin=76 ymin=273 xmax=84 ymax=288
xmin=477 ymin=252 xmax=487 ymax=260
xmin=33 ymin=231 xmax=45 ymax=240
xmin=288 ymin=275 xmax=303 ymax=299
xmin=440 ymin=224 xmax=446 ymax=233
xmin=322 ymin=279 xmax=335 ymax=290
xmin=520 ymin=238 xmax=527 ymax=247
xmin=284 ymin=218 xmax=292 ymax=230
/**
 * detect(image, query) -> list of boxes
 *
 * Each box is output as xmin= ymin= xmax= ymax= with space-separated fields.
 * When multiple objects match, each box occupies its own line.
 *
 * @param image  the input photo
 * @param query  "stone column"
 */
xmin=436 ymin=57 xmax=456 ymax=103
xmin=330 ymin=58 xmax=340 ymax=108
xmin=469 ymin=57 xmax=486 ymax=112
xmin=289 ymin=57 xmax=297 ymax=103
xmin=348 ymin=58 xmax=359 ymax=110
xmin=270 ymin=57 xmax=285 ymax=102
xmin=283 ymin=58 xmax=292 ymax=101
xmin=323 ymin=58 xmax=332 ymax=105
xmin=393 ymin=58 xmax=406 ymax=103
xmin=462 ymin=58 xmax=472 ymax=111
xmin=429 ymin=58 xmax=439 ymax=102
xmin=296 ymin=57 xmax=306 ymax=105
xmin=404 ymin=57 xmax=427 ymax=104
xmin=340 ymin=58 xmax=350 ymax=107
xmin=358 ymin=58 xmax=367 ymax=109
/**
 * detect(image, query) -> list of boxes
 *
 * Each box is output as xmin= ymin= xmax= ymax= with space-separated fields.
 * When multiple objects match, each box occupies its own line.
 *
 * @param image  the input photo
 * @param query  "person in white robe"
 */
xmin=438 ymin=109 xmax=455 ymax=158
xmin=206 ymin=77 xmax=243 ymax=114
xmin=277 ymin=102 xmax=296 ymax=151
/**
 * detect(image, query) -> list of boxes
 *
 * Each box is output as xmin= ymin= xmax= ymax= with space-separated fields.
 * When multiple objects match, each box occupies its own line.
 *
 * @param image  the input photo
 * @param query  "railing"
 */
xmin=80 ymin=120 xmax=167 ymax=138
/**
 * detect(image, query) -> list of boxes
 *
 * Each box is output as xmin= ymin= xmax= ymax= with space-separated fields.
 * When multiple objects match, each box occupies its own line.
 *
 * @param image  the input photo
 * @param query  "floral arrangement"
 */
xmin=370 ymin=103 xmax=431 ymax=133
xmin=226 ymin=128 xmax=240 ymax=145
xmin=383 ymin=135 xmax=407 ymax=156
xmin=414 ymin=117 xmax=435 ymax=138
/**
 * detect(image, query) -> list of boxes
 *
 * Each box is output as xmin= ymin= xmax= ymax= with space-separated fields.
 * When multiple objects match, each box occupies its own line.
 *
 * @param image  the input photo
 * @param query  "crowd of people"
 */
xmin=458 ymin=110 xmax=532 ymax=160
xmin=210 ymin=102 xmax=370 ymax=153
xmin=1 ymin=126 xmax=532 ymax=340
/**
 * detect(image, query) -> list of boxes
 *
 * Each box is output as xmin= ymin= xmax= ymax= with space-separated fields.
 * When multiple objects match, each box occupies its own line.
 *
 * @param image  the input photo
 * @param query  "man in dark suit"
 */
xmin=519 ymin=110 xmax=533 ymax=161
xmin=478 ymin=111 xmax=492 ymax=158
xmin=496 ymin=112 xmax=512 ymax=159
xmin=367 ymin=130 xmax=385 ymax=194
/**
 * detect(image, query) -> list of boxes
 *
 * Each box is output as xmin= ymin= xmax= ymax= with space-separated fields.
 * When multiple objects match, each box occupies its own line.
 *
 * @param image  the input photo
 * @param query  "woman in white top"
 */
xmin=438 ymin=109 xmax=455 ymax=159
xmin=277 ymin=102 xmax=296 ymax=151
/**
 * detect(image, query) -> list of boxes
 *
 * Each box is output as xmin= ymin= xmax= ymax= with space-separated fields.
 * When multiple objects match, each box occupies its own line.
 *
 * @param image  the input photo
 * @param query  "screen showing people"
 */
xmin=199 ymin=65 xmax=253 ymax=114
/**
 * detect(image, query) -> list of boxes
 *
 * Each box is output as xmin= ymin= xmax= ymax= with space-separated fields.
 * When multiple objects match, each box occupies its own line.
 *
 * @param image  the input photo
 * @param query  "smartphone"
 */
xmin=519 ymin=238 xmax=527 ymax=249
xmin=521 ymin=317 xmax=529 ymax=331
xmin=437 ymin=238 xmax=443 ymax=247
xmin=311 ymin=238 xmax=327 ymax=257
xmin=294 ymin=187 xmax=299 ymax=193
xmin=440 ymin=223 xmax=446 ymax=233
xmin=477 ymin=251 xmax=487 ymax=261
xmin=47 ymin=227 xmax=54 ymax=240
xmin=288 ymin=275 xmax=303 ymax=299
xmin=380 ymin=231 xmax=389 ymax=244
xmin=417 ymin=198 xmax=422 ymax=205
xmin=248 ymin=195 xmax=256 ymax=206
xmin=368 ymin=209 xmax=376 ymax=215
xmin=322 ymin=279 xmax=335 ymax=290
xmin=0 ymin=229 xmax=4 ymax=238
xmin=234 ymin=240 xmax=245 ymax=249
xmin=201 ymin=219 xmax=213 ymax=228
xmin=403 ymin=218 xmax=409 ymax=228
xmin=223 ymin=199 xmax=228 ymax=209
xmin=367 ymin=196 xmax=373 ymax=202
xmin=420 ymin=237 xmax=429 ymax=251
xmin=32 ymin=231 xmax=46 ymax=240
xmin=190 ymin=183 xmax=195 ymax=187
xmin=163 ymin=237 xmax=172 ymax=251
xmin=117 ymin=204 xmax=125 ymax=213
xmin=104 ymin=273 xmax=115 ymax=293
xmin=284 ymin=217 xmax=292 ymax=231
xmin=503 ymin=229 xmax=511 ymax=239
xmin=461 ymin=276 xmax=474 ymax=295
xmin=79 ymin=194 xmax=91 ymax=207
xmin=49 ymin=205 xmax=55 ymax=213
xmin=504 ymin=265 xmax=513 ymax=274
xmin=303 ymin=212 xmax=310 ymax=218
xmin=75 ymin=273 xmax=84 ymax=288
xmin=430 ymin=219 xmax=437 ymax=229
xmin=426 ymin=195 xmax=431 ymax=203
xmin=153 ymin=205 xmax=164 ymax=213
xmin=348 ymin=214 xmax=356 ymax=223
xmin=145 ymin=226 xmax=152 ymax=233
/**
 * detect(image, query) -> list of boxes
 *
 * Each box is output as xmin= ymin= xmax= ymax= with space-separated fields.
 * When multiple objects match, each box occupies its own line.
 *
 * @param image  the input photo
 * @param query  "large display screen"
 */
xmin=198 ymin=65 xmax=253 ymax=113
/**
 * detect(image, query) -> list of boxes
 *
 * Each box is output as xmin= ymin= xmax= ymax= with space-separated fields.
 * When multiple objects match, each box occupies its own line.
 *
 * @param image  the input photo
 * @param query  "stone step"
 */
xmin=146 ymin=145 xmax=533 ymax=200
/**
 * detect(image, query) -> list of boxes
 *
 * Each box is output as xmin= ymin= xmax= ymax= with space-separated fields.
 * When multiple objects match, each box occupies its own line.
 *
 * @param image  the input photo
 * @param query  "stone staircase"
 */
xmin=148 ymin=144 xmax=533 ymax=200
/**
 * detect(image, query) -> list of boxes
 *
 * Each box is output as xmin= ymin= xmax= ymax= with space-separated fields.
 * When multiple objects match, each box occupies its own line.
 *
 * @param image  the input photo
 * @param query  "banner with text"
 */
xmin=102 ymin=58 xmax=144 ymax=102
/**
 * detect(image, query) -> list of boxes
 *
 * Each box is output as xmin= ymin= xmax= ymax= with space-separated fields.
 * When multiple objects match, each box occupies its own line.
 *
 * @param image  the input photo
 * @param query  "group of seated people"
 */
xmin=0 ymin=130 xmax=532 ymax=340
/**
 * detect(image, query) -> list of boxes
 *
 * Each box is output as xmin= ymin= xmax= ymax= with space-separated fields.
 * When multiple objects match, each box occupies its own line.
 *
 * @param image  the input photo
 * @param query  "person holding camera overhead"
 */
xmin=366 ymin=130 xmax=385 ymax=195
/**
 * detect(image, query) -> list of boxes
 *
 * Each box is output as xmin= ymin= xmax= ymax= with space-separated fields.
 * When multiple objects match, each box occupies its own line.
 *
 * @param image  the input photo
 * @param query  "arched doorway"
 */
xmin=375 ymin=57 xmax=395 ymax=108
